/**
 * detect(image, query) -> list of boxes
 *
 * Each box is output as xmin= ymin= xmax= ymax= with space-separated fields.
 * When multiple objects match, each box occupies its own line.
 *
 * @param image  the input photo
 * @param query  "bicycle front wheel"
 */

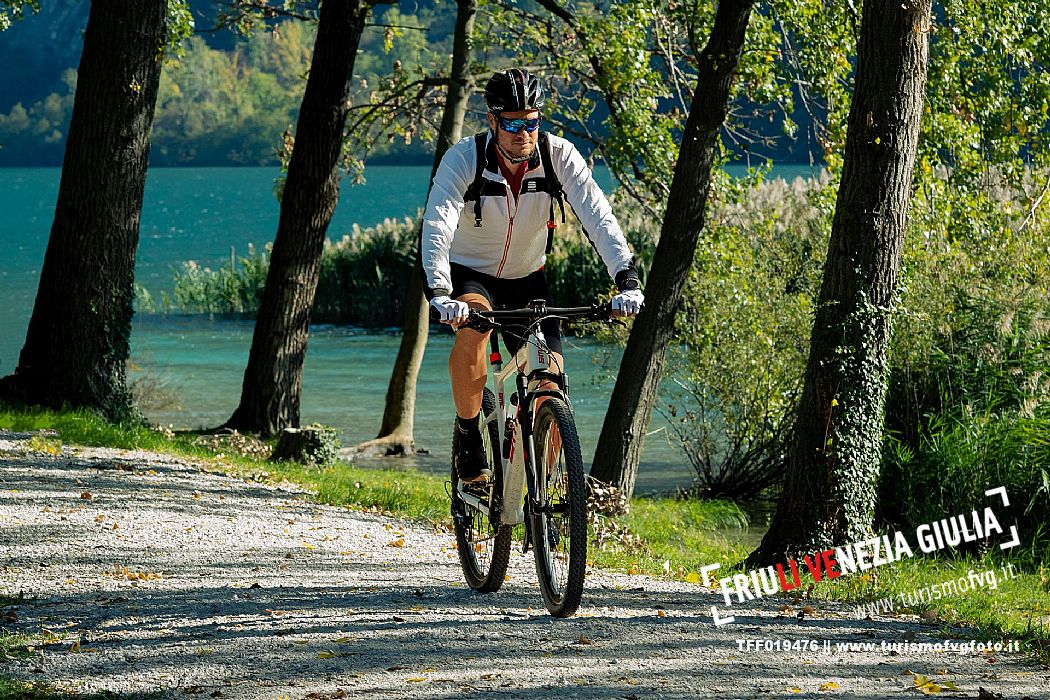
xmin=452 ymin=387 xmax=512 ymax=593
xmin=530 ymin=397 xmax=587 ymax=617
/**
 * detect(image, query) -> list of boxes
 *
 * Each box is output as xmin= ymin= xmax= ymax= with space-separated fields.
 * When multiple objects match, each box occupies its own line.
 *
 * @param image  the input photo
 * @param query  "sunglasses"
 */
xmin=497 ymin=116 xmax=540 ymax=134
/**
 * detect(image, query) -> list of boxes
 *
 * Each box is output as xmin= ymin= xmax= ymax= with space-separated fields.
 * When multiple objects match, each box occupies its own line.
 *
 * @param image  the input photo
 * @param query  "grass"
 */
xmin=1 ymin=404 xmax=1048 ymax=664
xmin=0 ymin=677 xmax=166 ymax=699
xmin=0 ymin=631 xmax=42 ymax=662
xmin=0 ymin=629 xmax=79 ymax=700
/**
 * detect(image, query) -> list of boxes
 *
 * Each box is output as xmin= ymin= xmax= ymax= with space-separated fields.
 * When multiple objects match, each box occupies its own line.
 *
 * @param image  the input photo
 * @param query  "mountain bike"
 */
xmin=448 ymin=299 xmax=615 ymax=617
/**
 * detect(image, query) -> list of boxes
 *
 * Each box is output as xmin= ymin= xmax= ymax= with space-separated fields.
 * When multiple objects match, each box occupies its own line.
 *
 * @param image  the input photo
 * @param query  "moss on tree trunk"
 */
xmin=747 ymin=0 xmax=933 ymax=565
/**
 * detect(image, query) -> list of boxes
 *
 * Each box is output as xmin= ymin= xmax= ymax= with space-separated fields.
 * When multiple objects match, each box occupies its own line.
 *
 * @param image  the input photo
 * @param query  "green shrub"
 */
xmin=161 ymin=204 xmax=655 ymax=326
xmin=668 ymin=174 xmax=829 ymax=500
xmin=169 ymin=243 xmax=269 ymax=314
xmin=876 ymin=169 xmax=1050 ymax=556
xmin=880 ymin=292 xmax=1050 ymax=557
xmin=314 ymin=217 xmax=418 ymax=326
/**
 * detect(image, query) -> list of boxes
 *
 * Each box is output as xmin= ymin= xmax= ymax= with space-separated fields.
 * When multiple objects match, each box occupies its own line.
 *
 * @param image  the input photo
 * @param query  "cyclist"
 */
xmin=421 ymin=68 xmax=644 ymax=486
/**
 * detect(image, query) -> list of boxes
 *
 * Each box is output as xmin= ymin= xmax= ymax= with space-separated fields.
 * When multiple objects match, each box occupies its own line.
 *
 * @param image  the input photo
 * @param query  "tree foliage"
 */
xmin=0 ymin=0 xmax=38 ymax=31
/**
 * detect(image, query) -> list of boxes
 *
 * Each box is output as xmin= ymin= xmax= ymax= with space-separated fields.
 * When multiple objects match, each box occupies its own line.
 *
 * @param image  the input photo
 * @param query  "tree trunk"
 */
xmin=0 ymin=0 xmax=166 ymax=421
xmin=589 ymin=0 xmax=755 ymax=503
xmin=224 ymin=0 xmax=367 ymax=436
xmin=748 ymin=0 xmax=932 ymax=565
xmin=356 ymin=0 xmax=477 ymax=456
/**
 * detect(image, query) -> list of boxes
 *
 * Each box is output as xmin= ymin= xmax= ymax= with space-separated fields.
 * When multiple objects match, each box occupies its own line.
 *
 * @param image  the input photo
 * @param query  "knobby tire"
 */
xmin=530 ymin=397 xmax=587 ymax=617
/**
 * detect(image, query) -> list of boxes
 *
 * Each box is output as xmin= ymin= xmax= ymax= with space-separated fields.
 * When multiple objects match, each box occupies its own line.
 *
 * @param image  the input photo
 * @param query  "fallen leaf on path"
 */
xmin=803 ymin=604 xmax=816 ymax=614
xmin=915 ymin=674 xmax=943 ymax=694
xmin=819 ymin=681 xmax=840 ymax=691
xmin=80 ymin=492 xmax=92 ymax=500
xmin=575 ymin=635 xmax=594 ymax=645
xmin=657 ymin=610 xmax=667 ymax=618
xmin=94 ymin=515 xmax=105 ymax=523
xmin=406 ymin=678 xmax=427 ymax=683
xmin=787 ymin=688 xmax=802 ymax=694
xmin=388 ymin=537 xmax=405 ymax=548
xmin=318 ymin=651 xmax=336 ymax=659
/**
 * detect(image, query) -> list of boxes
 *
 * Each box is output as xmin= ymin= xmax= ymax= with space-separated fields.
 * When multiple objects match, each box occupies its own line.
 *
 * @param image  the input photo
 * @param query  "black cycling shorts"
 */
xmin=449 ymin=261 xmax=563 ymax=358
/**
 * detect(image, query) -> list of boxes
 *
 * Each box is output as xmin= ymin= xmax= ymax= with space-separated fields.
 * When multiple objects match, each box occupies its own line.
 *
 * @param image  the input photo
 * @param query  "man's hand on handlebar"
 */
xmin=611 ymin=289 xmax=644 ymax=318
xmin=430 ymin=295 xmax=471 ymax=325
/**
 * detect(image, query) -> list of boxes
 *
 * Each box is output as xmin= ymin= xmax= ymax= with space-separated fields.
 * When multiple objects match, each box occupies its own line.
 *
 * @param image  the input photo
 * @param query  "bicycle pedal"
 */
xmin=459 ymin=481 xmax=491 ymax=500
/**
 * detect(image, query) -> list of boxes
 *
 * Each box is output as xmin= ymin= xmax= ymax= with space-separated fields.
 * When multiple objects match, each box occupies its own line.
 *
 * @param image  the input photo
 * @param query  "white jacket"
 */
xmin=421 ymin=130 xmax=635 ymax=296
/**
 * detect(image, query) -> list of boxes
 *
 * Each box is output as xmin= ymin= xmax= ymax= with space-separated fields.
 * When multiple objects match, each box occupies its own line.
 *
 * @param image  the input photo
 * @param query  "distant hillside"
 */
xmin=0 ymin=0 xmax=813 ymax=166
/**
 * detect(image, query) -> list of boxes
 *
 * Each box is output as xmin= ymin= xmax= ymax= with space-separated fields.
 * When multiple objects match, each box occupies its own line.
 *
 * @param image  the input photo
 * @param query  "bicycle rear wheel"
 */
xmin=451 ymin=387 xmax=512 ymax=593
xmin=530 ymin=397 xmax=587 ymax=617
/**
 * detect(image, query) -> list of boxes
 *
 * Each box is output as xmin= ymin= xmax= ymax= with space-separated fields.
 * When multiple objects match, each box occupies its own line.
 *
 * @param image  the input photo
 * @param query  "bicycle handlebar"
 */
xmin=472 ymin=302 xmax=611 ymax=319
xmin=462 ymin=301 xmax=616 ymax=333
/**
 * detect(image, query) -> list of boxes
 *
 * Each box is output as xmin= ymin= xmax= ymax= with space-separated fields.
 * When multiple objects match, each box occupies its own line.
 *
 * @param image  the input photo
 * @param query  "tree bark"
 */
xmin=589 ymin=0 xmax=755 ymax=503
xmin=0 ymin=0 xmax=166 ymax=421
xmin=224 ymin=0 xmax=367 ymax=436
xmin=748 ymin=0 xmax=932 ymax=565
xmin=356 ymin=0 xmax=478 ymax=456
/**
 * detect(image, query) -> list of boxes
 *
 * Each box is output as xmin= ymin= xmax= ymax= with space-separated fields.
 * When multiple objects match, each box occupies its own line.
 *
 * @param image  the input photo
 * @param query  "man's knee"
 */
xmin=452 ymin=292 xmax=493 ymax=345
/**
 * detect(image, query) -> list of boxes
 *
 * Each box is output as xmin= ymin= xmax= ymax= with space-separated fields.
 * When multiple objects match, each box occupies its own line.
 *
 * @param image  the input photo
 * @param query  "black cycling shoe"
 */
xmin=454 ymin=418 xmax=491 ymax=488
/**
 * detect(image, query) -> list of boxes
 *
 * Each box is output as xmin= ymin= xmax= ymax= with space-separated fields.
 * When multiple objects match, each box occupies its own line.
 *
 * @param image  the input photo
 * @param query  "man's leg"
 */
xmin=449 ymin=292 xmax=493 ymax=484
xmin=449 ymin=292 xmax=493 ymax=419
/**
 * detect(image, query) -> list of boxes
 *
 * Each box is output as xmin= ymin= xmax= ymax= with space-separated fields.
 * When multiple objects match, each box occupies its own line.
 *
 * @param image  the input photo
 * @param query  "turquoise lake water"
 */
xmin=0 ymin=164 xmax=820 ymax=493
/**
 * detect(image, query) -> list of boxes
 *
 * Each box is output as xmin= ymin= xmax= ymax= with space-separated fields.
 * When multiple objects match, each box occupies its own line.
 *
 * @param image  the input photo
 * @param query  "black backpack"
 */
xmin=462 ymin=131 xmax=567 ymax=254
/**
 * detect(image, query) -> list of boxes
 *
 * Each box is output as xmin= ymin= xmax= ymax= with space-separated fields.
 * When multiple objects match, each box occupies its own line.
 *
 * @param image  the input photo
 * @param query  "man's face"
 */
xmin=487 ymin=109 xmax=540 ymax=161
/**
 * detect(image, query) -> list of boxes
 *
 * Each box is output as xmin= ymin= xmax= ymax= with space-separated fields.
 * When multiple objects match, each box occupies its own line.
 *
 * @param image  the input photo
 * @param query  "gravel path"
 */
xmin=1 ymin=430 xmax=1047 ymax=699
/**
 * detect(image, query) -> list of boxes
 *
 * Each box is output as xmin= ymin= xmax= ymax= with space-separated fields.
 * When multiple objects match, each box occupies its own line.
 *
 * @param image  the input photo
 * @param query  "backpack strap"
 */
xmin=537 ymin=132 xmax=566 ymax=254
xmin=462 ymin=132 xmax=489 ymax=228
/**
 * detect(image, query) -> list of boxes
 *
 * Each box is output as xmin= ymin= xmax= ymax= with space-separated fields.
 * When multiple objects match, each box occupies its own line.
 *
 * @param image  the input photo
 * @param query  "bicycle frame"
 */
xmin=456 ymin=324 xmax=569 ymax=528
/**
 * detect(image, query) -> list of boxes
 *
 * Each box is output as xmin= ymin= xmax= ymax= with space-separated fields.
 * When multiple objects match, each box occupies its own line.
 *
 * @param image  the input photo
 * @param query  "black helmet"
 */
xmin=484 ymin=68 xmax=546 ymax=113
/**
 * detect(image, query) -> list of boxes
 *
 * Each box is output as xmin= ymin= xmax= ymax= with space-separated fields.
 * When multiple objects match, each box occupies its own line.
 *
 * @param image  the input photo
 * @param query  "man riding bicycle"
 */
xmin=421 ymin=68 xmax=644 ymax=487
